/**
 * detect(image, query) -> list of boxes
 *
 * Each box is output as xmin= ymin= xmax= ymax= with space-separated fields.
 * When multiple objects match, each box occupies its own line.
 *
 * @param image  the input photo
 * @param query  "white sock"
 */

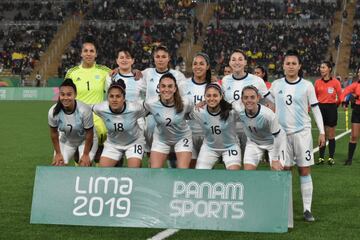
xmin=300 ymin=175 xmax=313 ymax=212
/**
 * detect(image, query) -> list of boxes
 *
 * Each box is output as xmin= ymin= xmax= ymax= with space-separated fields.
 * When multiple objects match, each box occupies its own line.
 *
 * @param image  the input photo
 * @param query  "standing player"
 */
xmin=139 ymin=45 xmax=187 ymax=166
xmin=314 ymin=61 xmax=342 ymax=165
xmin=237 ymin=86 xmax=285 ymax=171
xmin=191 ymin=83 xmax=241 ymax=170
xmin=270 ymin=50 xmax=325 ymax=222
xmin=180 ymin=52 xmax=212 ymax=168
xmin=92 ymin=80 xmax=147 ymax=168
xmin=254 ymin=65 xmax=271 ymax=89
xmin=65 ymin=38 xmax=111 ymax=154
xmin=222 ymin=49 xmax=274 ymax=159
xmin=340 ymin=67 xmax=360 ymax=165
xmin=144 ymin=73 xmax=193 ymax=168
xmin=109 ymin=47 xmax=144 ymax=101
xmin=48 ymin=79 xmax=98 ymax=166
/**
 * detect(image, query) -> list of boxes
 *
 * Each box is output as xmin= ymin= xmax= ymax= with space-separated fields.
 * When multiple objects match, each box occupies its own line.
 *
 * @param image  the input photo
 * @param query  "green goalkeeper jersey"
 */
xmin=65 ymin=63 xmax=111 ymax=104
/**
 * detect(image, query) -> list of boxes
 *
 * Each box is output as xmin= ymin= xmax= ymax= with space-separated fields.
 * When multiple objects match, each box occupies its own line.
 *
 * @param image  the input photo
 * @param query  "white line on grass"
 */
xmin=313 ymin=129 xmax=351 ymax=153
xmin=148 ymin=129 xmax=351 ymax=240
xmin=147 ymin=229 xmax=179 ymax=240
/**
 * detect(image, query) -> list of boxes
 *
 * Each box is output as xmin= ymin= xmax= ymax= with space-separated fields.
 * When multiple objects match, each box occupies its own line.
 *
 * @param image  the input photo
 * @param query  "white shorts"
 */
xmin=101 ymin=138 xmax=145 ymax=161
xmin=243 ymin=139 xmax=286 ymax=167
xmin=285 ymin=128 xmax=314 ymax=167
xmin=57 ymin=138 xmax=98 ymax=165
xmin=196 ymin=144 xmax=241 ymax=169
xmin=191 ymin=135 xmax=204 ymax=159
xmin=151 ymin=135 xmax=193 ymax=154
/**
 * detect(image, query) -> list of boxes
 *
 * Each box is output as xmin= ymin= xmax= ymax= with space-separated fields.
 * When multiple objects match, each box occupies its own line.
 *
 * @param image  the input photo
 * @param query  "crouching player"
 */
xmin=92 ymin=79 xmax=147 ymax=168
xmin=48 ymin=79 xmax=98 ymax=166
xmin=235 ymin=86 xmax=286 ymax=171
xmin=190 ymin=83 xmax=241 ymax=170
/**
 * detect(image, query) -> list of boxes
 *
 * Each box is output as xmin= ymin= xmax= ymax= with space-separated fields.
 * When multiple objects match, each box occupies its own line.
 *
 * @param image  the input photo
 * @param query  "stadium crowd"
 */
xmin=203 ymin=22 xmax=331 ymax=76
xmin=0 ymin=0 xmax=86 ymax=76
xmin=85 ymin=0 xmax=194 ymax=21
xmin=214 ymin=0 xmax=340 ymax=20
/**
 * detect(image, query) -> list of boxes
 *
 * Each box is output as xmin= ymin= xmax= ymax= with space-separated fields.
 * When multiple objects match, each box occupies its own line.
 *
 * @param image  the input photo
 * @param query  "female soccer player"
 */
xmin=222 ymin=49 xmax=273 ymax=159
xmin=140 ymin=45 xmax=187 ymax=159
xmin=340 ymin=67 xmax=360 ymax=165
xmin=270 ymin=50 xmax=325 ymax=222
xmin=180 ymin=52 xmax=212 ymax=168
xmin=191 ymin=83 xmax=241 ymax=170
xmin=109 ymin=47 xmax=144 ymax=101
xmin=254 ymin=65 xmax=271 ymax=89
xmin=238 ymin=86 xmax=285 ymax=171
xmin=144 ymin=73 xmax=193 ymax=168
xmin=48 ymin=79 xmax=97 ymax=166
xmin=92 ymin=80 xmax=147 ymax=168
xmin=314 ymin=61 xmax=342 ymax=165
xmin=65 ymin=38 xmax=111 ymax=146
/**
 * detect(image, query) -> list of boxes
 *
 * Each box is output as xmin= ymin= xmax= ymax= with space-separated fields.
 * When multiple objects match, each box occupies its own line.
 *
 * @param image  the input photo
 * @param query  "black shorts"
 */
xmin=319 ymin=103 xmax=338 ymax=127
xmin=351 ymin=104 xmax=360 ymax=123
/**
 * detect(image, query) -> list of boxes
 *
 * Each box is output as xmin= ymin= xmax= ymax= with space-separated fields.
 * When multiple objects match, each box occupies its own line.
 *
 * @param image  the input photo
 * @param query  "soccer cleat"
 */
xmin=316 ymin=158 xmax=325 ymax=165
xmin=327 ymin=158 xmax=335 ymax=166
xmin=344 ymin=160 xmax=352 ymax=166
xmin=304 ymin=210 xmax=315 ymax=222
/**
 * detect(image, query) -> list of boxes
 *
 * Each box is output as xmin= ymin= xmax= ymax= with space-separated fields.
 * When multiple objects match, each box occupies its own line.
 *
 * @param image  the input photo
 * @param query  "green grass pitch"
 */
xmin=0 ymin=101 xmax=359 ymax=239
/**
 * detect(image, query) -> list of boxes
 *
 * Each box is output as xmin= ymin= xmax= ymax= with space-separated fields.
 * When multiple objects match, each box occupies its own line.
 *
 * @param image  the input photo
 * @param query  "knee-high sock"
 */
xmin=328 ymin=138 xmax=335 ymax=158
xmin=300 ymin=175 xmax=313 ymax=212
xmin=319 ymin=145 xmax=326 ymax=158
xmin=347 ymin=142 xmax=357 ymax=162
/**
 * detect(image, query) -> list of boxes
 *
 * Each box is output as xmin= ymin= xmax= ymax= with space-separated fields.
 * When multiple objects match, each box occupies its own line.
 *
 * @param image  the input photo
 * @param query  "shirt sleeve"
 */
xmin=340 ymin=82 xmax=356 ymax=102
xmin=307 ymin=82 xmax=319 ymax=106
xmin=48 ymin=106 xmax=58 ymax=128
xmin=82 ymin=105 xmax=94 ymax=130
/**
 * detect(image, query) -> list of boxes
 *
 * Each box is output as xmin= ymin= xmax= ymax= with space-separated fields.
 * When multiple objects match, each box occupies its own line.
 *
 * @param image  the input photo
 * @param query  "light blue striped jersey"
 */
xmin=92 ymin=101 xmax=147 ymax=145
xmin=179 ymin=77 xmax=207 ymax=135
xmin=140 ymin=68 xmax=187 ymax=99
xmin=108 ymin=72 xmax=145 ymax=101
xmin=190 ymin=106 xmax=239 ymax=150
xmin=48 ymin=100 xmax=94 ymax=146
xmin=270 ymin=77 xmax=319 ymax=134
xmin=235 ymin=103 xmax=281 ymax=145
xmin=144 ymin=96 xmax=192 ymax=144
xmin=222 ymin=72 xmax=270 ymax=103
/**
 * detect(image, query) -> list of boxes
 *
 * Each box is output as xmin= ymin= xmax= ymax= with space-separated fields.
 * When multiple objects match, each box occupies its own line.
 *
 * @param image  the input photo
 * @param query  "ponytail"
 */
xmin=53 ymin=78 xmax=77 ymax=117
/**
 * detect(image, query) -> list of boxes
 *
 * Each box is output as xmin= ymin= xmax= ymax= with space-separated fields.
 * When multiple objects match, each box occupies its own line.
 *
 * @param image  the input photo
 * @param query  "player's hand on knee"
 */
xmin=271 ymin=160 xmax=283 ymax=171
xmin=52 ymin=153 xmax=64 ymax=166
xmin=79 ymin=154 xmax=91 ymax=167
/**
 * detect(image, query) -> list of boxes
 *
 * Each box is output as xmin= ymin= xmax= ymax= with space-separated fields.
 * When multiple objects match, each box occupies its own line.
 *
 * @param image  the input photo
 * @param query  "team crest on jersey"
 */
xmin=187 ymin=91 xmax=191 ymax=95
xmin=278 ymin=90 xmax=283 ymax=94
xmin=203 ymin=121 xmax=208 ymax=125
xmin=227 ymin=87 xmax=231 ymax=90
xmin=155 ymin=113 xmax=160 ymax=117
xmin=150 ymin=78 xmax=154 ymax=82
xmin=327 ymin=87 xmax=334 ymax=94
xmin=76 ymin=77 xmax=81 ymax=81
xmin=95 ymin=75 xmax=100 ymax=80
